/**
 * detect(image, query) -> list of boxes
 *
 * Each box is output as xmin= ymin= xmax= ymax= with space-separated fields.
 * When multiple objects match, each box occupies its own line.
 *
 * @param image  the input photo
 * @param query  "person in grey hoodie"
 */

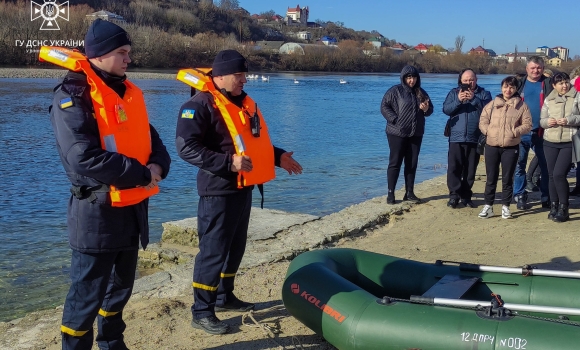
xmin=381 ymin=65 xmax=434 ymax=204
xmin=443 ymin=69 xmax=492 ymax=208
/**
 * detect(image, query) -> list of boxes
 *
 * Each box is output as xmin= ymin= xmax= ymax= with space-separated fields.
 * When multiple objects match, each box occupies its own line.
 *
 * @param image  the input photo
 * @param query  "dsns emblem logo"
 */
xmin=31 ymin=0 xmax=69 ymax=31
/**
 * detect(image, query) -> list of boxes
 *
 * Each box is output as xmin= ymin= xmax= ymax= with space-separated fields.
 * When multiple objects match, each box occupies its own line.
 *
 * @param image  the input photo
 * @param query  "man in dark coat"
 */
xmin=443 ymin=69 xmax=492 ymax=208
xmin=49 ymin=19 xmax=170 ymax=349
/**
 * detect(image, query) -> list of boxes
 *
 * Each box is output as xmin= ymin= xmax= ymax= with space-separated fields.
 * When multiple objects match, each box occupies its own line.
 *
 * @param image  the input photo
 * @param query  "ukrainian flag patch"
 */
xmin=60 ymin=97 xmax=73 ymax=109
xmin=181 ymin=109 xmax=195 ymax=119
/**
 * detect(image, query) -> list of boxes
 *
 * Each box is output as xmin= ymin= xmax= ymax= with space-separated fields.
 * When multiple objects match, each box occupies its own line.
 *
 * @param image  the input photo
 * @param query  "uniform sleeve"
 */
xmin=175 ymin=100 xmax=232 ymax=176
xmin=50 ymin=88 xmax=150 ymax=188
xmin=443 ymin=89 xmax=461 ymax=116
xmin=147 ymin=124 xmax=171 ymax=179
xmin=273 ymin=146 xmax=286 ymax=167
xmin=380 ymin=88 xmax=399 ymax=123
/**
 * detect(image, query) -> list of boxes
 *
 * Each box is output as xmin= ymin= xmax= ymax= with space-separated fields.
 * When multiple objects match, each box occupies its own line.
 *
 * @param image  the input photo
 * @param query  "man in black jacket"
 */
xmin=49 ymin=19 xmax=171 ymax=349
xmin=443 ymin=69 xmax=492 ymax=208
xmin=176 ymin=50 xmax=302 ymax=335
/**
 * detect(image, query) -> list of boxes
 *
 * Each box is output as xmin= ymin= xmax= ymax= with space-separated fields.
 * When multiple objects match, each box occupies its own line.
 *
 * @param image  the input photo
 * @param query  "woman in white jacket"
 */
xmin=539 ymin=72 xmax=580 ymax=222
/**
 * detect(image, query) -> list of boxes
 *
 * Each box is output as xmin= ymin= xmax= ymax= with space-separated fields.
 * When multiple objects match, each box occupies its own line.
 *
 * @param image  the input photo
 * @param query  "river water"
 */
xmin=0 ymin=72 xmax=505 ymax=321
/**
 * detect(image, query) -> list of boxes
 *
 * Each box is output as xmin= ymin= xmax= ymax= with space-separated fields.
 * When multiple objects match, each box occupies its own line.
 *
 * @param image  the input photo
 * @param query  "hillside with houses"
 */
xmin=0 ymin=0 xmax=577 ymax=73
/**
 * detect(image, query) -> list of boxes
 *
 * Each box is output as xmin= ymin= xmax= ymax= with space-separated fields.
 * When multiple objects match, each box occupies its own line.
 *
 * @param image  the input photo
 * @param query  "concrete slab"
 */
xmin=160 ymin=208 xmax=319 ymax=246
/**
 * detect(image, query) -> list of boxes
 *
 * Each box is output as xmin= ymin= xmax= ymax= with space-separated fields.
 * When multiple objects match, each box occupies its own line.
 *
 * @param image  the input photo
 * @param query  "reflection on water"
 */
xmin=0 ymin=73 xmax=505 ymax=321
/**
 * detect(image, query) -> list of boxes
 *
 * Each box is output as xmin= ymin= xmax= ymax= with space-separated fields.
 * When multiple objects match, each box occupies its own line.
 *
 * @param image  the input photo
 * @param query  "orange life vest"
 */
xmin=176 ymin=68 xmax=275 ymax=188
xmin=39 ymin=46 xmax=158 ymax=206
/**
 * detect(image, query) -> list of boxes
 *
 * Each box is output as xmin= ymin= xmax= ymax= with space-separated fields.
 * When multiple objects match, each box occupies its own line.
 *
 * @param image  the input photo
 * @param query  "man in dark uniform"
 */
xmin=49 ymin=19 xmax=170 ymax=349
xmin=176 ymin=50 xmax=302 ymax=335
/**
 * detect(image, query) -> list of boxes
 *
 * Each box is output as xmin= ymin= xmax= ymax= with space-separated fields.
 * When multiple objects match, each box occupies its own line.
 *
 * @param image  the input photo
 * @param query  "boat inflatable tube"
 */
xmin=282 ymin=248 xmax=580 ymax=350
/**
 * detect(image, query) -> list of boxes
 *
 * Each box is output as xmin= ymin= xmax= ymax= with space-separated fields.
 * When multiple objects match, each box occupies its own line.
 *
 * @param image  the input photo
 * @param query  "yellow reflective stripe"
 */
xmin=192 ymin=282 xmax=218 ymax=291
xmin=61 ymin=325 xmax=89 ymax=337
xmin=221 ymin=272 xmax=236 ymax=278
xmin=98 ymin=309 xmax=119 ymax=317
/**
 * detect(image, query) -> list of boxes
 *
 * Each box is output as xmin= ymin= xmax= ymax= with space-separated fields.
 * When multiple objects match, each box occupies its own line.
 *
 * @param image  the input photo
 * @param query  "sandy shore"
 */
xmin=2 ymin=164 xmax=580 ymax=349
xmin=0 ymin=68 xmax=175 ymax=80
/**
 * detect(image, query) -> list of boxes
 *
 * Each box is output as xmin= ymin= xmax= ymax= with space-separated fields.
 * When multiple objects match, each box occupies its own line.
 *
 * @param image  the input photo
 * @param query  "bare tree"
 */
xmin=454 ymin=35 xmax=465 ymax=53
xmin=217 ymin=0 xmax=239 ymax=11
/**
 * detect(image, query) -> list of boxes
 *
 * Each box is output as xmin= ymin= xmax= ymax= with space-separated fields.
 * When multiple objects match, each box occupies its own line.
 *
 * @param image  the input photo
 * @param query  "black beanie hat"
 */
xmin=212 ymin=50 xmax=248 ymax=76
xmin=84 ymin=19 xmax=132 ymax=58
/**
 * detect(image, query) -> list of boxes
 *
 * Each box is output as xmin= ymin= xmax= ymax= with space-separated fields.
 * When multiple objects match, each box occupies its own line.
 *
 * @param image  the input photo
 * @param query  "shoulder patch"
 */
xmin=181 ymin=109 xmax=195 ymax=119
xmin=60 ymin=97 xmax=74 ymax=109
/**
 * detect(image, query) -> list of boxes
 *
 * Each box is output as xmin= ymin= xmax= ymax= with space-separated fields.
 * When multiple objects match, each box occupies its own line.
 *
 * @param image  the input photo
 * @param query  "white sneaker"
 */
xmin=502 ymin=205 xmax=512 ymax=219
xmin=478 ymin=205 xmax=494 ymax=218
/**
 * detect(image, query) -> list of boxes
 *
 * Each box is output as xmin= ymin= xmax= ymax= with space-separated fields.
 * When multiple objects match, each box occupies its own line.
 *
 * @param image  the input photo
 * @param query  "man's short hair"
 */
xmin=527 ymin=56 xmax=545 ymax=67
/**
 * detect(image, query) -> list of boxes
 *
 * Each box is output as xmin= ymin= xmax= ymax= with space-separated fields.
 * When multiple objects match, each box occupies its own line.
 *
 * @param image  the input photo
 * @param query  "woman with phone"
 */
xmin=539 ymin=72 xmax=580 ymax=222
xmin=478 ymin=76 xmax=532 ymax=219
xmin=381 ymin=65 xmax=433 ymax=204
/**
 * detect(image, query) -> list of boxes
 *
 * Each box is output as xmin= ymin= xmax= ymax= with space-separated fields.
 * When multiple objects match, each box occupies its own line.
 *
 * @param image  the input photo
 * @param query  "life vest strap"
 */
xmin=258 ymin=184 xmax=265 ymax=209
xmin=70 ymin=184 xmax=110 ymax=203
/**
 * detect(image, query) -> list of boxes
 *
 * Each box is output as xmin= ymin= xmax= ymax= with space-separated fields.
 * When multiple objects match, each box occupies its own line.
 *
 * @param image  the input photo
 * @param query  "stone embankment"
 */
xmin=0 ymin=68 xmax=174 ymax=80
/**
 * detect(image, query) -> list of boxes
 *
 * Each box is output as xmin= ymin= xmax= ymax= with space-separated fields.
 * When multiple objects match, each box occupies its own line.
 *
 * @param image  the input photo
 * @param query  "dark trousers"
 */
xmin=62 ymin=249 xmax=138 ymax=350
xmin=386 ymin=134 xmax=423 ymax=192
xmin=484 ymin=145 xmax=519 ymax=206
xmin=447 ymin=142 xmax=480 ymax=200
xmin=192 ymin=189 xmax=252 ymax=319
xmin=544 ymin=144 xmax=572 ymax=205
xmin=514 ymin=132 xmax=549 ymax=202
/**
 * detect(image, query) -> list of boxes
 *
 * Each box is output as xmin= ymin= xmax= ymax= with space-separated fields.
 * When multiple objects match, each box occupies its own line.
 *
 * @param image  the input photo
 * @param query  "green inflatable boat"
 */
xmin=282 ymin=248 xmax=580 ymax=350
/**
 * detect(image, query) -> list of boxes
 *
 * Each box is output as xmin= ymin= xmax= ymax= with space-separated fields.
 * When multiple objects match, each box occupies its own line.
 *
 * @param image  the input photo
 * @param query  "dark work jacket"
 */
xmin=49 ymin=70 xmax=171 ymax=253
xmin=443 ymin=86 xmax=492 ymax=143
xmin=176 ymin=89 xmax=285 ymax=196
xmin=381 ymin=65 xmax=434 ymax=137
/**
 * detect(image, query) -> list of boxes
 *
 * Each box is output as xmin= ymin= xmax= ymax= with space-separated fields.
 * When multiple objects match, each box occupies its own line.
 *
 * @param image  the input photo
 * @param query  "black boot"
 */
xmin=548 ymin=201 xmax=559 ymax=220
xmin=553 ymin=203 xmax=569 ymax=223
xmin=403 ymin=190 xmax=421 ymax=203
xmin=387 ymin=190 xmax=395 ymax=204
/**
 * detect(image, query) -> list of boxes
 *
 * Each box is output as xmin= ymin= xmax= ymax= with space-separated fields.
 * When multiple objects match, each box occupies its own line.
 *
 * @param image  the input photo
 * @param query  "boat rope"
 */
xmin=241 ymin=306 xmax=306 ymax=349
xmin=383 ymin=296 xmax=580 ymax=327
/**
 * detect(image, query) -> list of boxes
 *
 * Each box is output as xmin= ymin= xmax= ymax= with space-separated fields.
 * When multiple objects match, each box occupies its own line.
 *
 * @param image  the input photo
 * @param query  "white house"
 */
xmin=286 ymin=4 xmax=309 ymax=25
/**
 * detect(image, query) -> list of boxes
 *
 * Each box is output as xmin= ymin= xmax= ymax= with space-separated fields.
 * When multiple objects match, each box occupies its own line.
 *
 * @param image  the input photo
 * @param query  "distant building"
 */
xmin=536 ymin=46 xmax=557 ymax=59
xmin=321 ymin=36 xmax=337 ymax=46
xmin=286 ymin=4 xmax=309 ymax=25
xmin=391 ymin=43 xmax=408 ymax=50
xmin=296 ymin=31 xmax=311 ymax=40
xmin=548 ymin=57 xmax=562 ymax=67
xmin=552 ymin=46 xmax=569 ymax=61
xmin=505 ymin=52 xmax=547 ymax=63
xmin=367 ymin=37 xmax=383 ymax=50
xmin=85 ymin=10 xmax=126 ymax=25
xmin=414 ymin=43 xmax=431 ymax=53
xmin=468 ymin=46 xmax=489 ymax=56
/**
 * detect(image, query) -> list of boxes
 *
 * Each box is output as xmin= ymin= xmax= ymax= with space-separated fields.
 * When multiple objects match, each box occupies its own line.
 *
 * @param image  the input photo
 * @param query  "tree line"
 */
xmin=1 ymin=0 xmax=577 ymax=75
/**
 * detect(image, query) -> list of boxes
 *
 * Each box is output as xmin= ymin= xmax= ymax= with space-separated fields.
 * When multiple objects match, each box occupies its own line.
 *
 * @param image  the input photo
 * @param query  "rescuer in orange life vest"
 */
xmin=44 ymin=19 xmax=170 ymax=349
xmin=175 ymin=50 xmax=303 ymax=335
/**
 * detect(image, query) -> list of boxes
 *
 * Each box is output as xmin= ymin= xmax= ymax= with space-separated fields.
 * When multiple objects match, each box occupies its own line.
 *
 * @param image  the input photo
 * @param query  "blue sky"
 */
xmin=240 ymin=0 xmax=579 ymax=58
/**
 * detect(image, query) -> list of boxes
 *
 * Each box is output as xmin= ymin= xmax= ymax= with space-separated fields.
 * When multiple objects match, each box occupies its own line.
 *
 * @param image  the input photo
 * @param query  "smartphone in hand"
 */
xmin=460 ymin=83 xmax=470 ymax=92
